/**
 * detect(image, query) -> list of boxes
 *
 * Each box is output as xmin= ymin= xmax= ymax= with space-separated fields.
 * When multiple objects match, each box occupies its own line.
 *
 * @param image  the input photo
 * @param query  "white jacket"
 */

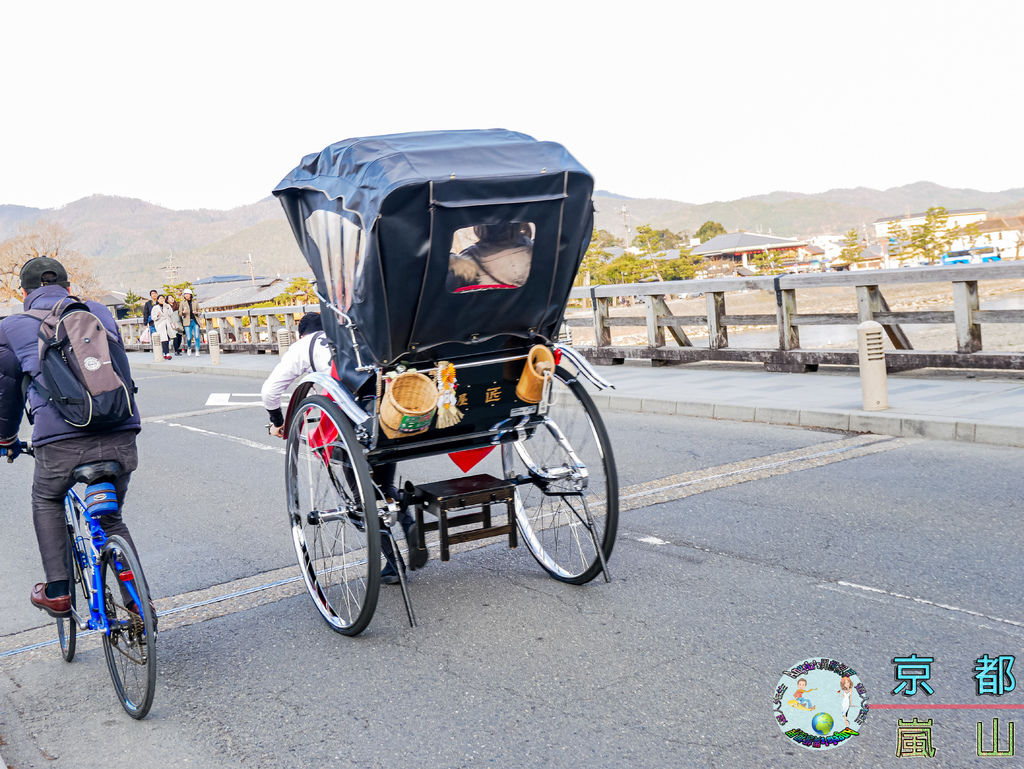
xmin=151 ymin=303 xmax=176 ymax=342
xmin=260 ymin=332 xmax=332 ymax=411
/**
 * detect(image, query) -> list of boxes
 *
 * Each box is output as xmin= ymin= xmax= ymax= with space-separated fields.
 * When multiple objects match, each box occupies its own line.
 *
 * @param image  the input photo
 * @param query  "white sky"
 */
xmin=4 ymin=0 xmax=1023 ymax=211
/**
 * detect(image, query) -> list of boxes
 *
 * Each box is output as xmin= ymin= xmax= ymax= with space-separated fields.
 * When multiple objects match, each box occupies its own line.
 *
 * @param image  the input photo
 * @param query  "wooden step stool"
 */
xmin=412 ymin=474 xmax=518 ymax=561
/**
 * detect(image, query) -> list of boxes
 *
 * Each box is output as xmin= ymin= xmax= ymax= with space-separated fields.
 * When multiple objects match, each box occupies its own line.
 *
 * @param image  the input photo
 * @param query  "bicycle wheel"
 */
xmin=56 ymin=524 xmax=79 ymax=662
xmin=502 ymin=366 xmax=618 ymax=584
xmin=286 ymin=394 xmax=380 ymax=636
xmin=100 ymin=535 xmax=156 ymax=719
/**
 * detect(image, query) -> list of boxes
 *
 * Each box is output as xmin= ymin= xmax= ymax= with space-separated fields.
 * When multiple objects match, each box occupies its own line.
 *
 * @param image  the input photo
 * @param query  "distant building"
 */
xmin=809 ymin=234 xmax=846 ymax=262
xmin=974 ymin=215 xmax=1024 ymax=260
xmin=872 ymin=209 xmax=987 ymax=240
xmin=193 ymin=272 xmax=315 ymax=311
xmin=692 ymin=232 xmax=810 ymax=275
xmin=831 ymin=244 xmax=886 ymax=271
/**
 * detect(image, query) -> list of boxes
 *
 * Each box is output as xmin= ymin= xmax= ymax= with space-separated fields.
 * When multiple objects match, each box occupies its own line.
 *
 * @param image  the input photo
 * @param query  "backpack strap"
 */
xmin=308 ymin=331 xmax=324 ymax=372
xmin=18 ymin=308 xmax=55 ymax=425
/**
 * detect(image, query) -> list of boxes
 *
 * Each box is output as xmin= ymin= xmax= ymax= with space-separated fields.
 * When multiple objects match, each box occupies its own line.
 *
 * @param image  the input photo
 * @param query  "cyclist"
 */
xmin=0 ymin=257 xmax=143 ymax=618
xmin=261 ymin=312 xmax=426 ymax=584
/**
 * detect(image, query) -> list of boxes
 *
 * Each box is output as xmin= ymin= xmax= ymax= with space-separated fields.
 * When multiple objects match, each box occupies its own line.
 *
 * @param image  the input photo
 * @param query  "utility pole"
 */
xmin=620 ymin=205 xmax=631 ymax=249
xmin=245 ymin=253 xmax=256 ymax=287
xmin=161 ymin=251 xmax=180 ymax=285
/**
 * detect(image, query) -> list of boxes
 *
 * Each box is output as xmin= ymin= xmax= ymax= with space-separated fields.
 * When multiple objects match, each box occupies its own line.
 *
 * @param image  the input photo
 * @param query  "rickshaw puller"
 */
xmin=260 ymin=312 xmax=426 ymax=584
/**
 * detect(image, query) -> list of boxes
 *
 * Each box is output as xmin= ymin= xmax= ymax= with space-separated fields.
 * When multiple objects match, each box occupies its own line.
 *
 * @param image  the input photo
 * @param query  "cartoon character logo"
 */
xmin=773 ymin=658 xmax=868 ymax=751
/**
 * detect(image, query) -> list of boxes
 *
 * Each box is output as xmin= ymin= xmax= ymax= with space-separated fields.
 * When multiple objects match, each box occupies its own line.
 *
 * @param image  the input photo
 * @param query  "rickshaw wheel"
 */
xmin=502 ymin=366 xmax=618 ymax=584
xmin=286 ymin=394 xmax=380 ymax=635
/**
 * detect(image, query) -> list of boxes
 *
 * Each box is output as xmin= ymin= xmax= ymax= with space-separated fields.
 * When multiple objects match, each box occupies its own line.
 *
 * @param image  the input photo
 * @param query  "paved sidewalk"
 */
xmin=127 ymin=351 xmax=1024 ymax=448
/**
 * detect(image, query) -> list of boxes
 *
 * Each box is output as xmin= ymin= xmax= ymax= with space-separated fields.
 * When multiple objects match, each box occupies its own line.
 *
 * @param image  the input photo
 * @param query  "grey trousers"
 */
xmin=32 ymin=431 xmax=140 ymax=583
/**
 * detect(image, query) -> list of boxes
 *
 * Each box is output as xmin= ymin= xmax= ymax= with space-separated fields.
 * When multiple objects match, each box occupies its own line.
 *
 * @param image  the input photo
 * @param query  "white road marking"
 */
xmin=205 ymin=393 xmax=280 ymax=406
xmin=637 ymin=536 xmax=669 ymax=545
xmin=831 ymin=580 xmax=1024 ymax=630
xmin=152 ymin=420 xmax=285 ymax=455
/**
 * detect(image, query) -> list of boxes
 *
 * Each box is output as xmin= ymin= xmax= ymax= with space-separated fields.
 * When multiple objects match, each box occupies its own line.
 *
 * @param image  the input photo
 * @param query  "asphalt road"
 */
xmin=1 ymin=369 xmax=1022 ymax=768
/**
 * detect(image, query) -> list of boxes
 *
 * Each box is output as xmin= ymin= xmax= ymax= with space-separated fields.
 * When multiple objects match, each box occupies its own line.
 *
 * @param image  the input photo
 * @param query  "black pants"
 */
xmin=32 ymin=431 xmax=140 ymax=583
xmin=173 ymin=333 xmax=183 ymax=353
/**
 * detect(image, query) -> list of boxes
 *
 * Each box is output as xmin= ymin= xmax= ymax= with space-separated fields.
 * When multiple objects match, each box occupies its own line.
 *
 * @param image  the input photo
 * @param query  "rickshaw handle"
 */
xmin=554 ymin=344 xmax=616 ymax=391
xmin=295 ymin=371 xmax=375 ymax=427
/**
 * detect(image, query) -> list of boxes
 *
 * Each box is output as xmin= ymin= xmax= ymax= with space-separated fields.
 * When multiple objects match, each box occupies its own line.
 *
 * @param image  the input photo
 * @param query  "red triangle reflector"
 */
xmin=448 ymin=447 xmax=495 ymax=473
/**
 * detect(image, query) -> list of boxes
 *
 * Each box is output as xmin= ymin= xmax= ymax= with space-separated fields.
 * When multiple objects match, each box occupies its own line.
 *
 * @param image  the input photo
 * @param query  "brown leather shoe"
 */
xmin=30 ymin=583 xmax=71 ymax=618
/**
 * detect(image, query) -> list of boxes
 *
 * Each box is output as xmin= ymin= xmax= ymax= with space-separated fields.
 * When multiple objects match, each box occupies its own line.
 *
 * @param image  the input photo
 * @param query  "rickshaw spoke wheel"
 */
xmin=503 ymin=366 xmax=618 ymax=584
xmin=286 ymin=395 xmax=380 ymax=635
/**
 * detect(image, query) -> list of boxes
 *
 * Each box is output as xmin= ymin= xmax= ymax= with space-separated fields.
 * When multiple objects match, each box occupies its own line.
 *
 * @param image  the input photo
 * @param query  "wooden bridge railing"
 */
xmin=119 ymin=304 xmax=319 ymax=352
xmin=566 ymin=262 xmax=1024 ymax=372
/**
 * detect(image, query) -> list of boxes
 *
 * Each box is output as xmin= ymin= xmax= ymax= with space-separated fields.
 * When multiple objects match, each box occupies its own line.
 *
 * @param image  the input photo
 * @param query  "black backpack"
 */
xmin=24 ymin=296 xmax=137 ymax=430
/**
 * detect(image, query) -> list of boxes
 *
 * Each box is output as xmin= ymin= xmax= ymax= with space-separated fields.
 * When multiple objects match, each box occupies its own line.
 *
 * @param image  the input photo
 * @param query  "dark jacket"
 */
xmin=0 ymin=285 xmax=142 ymax=446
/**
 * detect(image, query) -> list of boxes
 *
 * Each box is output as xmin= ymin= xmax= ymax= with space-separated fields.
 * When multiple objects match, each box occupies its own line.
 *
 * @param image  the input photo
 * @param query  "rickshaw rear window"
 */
xmin=446 ymin=222 xmax=535 ymax=294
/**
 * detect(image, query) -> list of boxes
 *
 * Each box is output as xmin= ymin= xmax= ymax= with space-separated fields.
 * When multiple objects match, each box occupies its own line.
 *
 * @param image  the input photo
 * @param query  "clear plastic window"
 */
xmin=446 ymin=222 xmax=535 ymax=293
xmin=304 ymin=209 xmax=363 ymax=310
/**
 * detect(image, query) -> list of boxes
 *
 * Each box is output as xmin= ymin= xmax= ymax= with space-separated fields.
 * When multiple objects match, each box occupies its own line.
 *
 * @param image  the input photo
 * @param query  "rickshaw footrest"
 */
xmin=412 ymin=474 xmax=518 ymax=561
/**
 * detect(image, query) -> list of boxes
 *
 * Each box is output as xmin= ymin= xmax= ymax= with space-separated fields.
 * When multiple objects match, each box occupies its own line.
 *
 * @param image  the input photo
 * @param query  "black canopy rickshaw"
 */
xmin=273 ymin=129 xmax=618 ymax=635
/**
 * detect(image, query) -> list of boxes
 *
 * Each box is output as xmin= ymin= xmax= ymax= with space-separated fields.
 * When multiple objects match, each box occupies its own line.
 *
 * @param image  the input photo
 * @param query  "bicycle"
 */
xmin=13 ymin=442 xmax=158 ymax=719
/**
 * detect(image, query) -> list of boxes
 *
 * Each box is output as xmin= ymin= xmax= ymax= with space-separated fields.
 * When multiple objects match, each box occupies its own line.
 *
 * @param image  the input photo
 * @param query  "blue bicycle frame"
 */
xmin=65 ymin=485 xmax=144 ymax=635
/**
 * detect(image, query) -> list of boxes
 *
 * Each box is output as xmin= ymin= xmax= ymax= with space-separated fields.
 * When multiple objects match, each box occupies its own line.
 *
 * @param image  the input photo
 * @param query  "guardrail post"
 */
xmin=953 ymin=280 xmax=981 ymax=353
xmin=857 ymin=321 xmax=888 ymax=410
xmin=276 ymin=327 xmax=293 ymax=356
xmin=645 ymin=295 xmax=664 ymax=348
xmin=706 ymin=291 xmax=728 ymax=350
xmin=855 ymin=284 xmax=877 ymax=323
xmin=857 ymin=284 xmax=912 ymax=350
xmin=208 ymin=329 xmax=222 ymax=365
xmin=776 ymin=287 xmax=799 ymax=351
xmin=592 ymin=294 xmax=611 ymax=347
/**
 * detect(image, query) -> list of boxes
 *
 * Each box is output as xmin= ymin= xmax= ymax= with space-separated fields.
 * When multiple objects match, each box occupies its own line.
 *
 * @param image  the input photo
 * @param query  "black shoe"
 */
xmin=380 ymin=561 xmax=401 ymax=585
xmin=403 ymin=519 xmax=428 ymax=570
xmin=380 ymin=534 xmax=404 ymax=585
xmin=392 ymin=488 xmax=428 ymax=571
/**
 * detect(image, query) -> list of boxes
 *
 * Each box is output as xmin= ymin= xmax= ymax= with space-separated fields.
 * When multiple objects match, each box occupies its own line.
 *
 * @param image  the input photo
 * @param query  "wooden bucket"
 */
xmin=515 ymin=345 xmax=556 ymax=403
xmin=380 ymin=372 xmax=438 ymax=439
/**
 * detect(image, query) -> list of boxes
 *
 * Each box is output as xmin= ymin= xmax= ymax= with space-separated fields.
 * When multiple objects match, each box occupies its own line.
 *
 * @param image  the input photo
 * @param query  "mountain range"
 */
xmin=3 ymin=181 xmax=1023 ymax=290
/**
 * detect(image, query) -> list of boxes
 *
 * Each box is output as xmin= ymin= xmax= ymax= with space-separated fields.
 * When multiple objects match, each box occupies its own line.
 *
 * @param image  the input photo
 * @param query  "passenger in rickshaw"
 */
xmin=261 ymin=313 xmax=426 ymax=584
xmin=446 ymin=222 xmax=534 ymax=293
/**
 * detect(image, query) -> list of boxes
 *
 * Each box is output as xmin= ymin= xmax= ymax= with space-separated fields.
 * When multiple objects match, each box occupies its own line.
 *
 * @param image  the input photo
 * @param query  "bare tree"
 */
xmin=0 ymin=221 xmax=98 ymax=301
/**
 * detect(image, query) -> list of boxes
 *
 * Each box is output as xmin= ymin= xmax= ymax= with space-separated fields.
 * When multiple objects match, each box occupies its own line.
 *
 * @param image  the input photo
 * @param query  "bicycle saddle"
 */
xmin=72 ymin=461 xmax=123 ymax=485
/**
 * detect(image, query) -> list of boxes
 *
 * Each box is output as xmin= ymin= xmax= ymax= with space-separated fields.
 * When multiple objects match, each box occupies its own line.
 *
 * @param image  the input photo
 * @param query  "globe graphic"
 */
xmin=811 ymin=712 xmax=834 ymax=735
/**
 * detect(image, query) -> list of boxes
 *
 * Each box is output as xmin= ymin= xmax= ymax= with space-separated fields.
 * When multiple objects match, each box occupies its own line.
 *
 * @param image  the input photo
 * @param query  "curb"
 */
xmin=600 ymin=395 xmax=1024 ymax=449
xmin=133 ymin=361 xmax=270 ymax=379
xmin=134 ymin=360 xmax=1024 ymax=450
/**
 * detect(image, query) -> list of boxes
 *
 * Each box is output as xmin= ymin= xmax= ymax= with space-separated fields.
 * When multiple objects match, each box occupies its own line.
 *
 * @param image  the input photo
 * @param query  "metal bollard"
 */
xmin=857 ymin=320 xmax=888 ymax=411
xmin=276 ymin=327 xmax=293 ymax=357
xmin=208 ymin=329 xmax=221 ymax=366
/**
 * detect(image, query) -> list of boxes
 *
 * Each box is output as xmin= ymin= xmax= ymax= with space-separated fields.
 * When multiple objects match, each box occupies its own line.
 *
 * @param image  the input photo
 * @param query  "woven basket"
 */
xmin=515 ymin=345 xmax=556 ymax=403
xmin=380 ymin=371 xmax=438 ymax=439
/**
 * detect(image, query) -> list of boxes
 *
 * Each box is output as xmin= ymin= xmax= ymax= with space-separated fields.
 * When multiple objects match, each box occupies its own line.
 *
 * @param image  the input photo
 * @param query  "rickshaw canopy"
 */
xmin=273 ymin=129 xmax=594 ymax=393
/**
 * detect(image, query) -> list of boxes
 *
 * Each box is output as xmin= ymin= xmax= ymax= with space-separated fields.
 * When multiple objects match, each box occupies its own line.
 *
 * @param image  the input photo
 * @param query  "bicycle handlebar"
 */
xmin=1 ymin=440 xmax=33 ymax=462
